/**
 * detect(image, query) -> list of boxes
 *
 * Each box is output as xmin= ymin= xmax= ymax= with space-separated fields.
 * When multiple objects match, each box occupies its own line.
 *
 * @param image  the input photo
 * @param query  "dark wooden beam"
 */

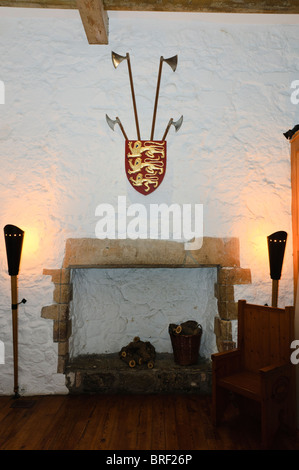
xmin=1 ymin=1 xmax=297 ymax=45
xmin=0 ymin=0 xmax=298 ymax=13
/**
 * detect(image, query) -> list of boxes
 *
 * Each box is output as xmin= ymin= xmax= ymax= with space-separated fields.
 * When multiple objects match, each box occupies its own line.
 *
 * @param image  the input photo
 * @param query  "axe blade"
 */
xmin=164 ymin=55 xmax=178 ymax=72
xmin=111 ymin=51 xmax=127 ymax=68
xmin=173 ymin=115 xmax=183 ymax=132
xmin=162 ymin=115 xmax=183 ymax=140
xmin=106 ymin=114 xmax=117 ymax=131
xmin=106 ymin=114 xmax=128 ymax=140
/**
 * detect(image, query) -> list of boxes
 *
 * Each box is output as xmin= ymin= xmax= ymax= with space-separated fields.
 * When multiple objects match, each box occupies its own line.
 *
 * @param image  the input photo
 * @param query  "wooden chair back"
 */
xmin=238 ymin=300 xmax=294 ymax=372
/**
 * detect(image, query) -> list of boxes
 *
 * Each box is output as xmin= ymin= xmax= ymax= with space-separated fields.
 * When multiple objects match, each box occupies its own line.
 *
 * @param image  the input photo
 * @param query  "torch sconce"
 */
xmin=267 ymin=231 xmax=287 ymax=308
xmin=4 ymin=224 xmax=26 ymax=398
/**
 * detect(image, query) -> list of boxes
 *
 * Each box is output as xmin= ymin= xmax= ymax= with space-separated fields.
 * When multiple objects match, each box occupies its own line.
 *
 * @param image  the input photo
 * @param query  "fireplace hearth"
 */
xmin=41 ymin=237 xmax=251 ymax=393
xmin=65 ymin=353 xmax=212 ymax=395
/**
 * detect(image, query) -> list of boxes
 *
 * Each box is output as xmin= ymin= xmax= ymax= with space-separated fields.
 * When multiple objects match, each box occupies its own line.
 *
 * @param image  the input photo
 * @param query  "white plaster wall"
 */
xmin=0 ymin=8 xmax=298 ymax=395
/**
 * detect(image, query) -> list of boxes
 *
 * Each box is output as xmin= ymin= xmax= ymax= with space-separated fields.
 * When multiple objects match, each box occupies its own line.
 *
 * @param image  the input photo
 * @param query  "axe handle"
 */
xmin=150 ymin=58 xmax=163 ymax=140
xmin=11 ymin=275 xmax=19 ymax=397
xmin=117 ymin=119 xmax=128 ymax=140
xmin=162 ymin=119 xmax=173 ymax=141
xmin=126 ymin=54 xmax=141 ymax=140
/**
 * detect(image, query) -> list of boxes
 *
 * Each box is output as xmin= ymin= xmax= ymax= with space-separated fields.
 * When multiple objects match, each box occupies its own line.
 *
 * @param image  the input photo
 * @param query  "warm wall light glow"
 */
xmin=250 ymin=231 xmax=269 ymax=268
xmin=22 ymin=226 xmax=40 ymax=258
xmin=234 ymin=220 xmax=276 ymax=275
xmin=2 ymin=190 xmax=63 ymax=274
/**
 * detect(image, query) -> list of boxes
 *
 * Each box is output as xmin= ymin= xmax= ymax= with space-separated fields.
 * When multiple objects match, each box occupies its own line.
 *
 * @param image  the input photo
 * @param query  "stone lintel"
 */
xmin=62 ymin=237 xmax=240 ymax=269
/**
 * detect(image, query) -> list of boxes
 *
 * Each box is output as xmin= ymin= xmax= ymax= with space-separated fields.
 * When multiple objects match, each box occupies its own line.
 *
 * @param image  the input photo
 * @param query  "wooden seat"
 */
xmin=212 ymin=300 xmax=296 ymax=448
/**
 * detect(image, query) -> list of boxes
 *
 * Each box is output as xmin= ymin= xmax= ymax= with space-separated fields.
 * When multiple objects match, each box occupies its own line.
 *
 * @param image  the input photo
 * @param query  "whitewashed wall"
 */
xmin=0 ymin=8 xmax=298 ymax=395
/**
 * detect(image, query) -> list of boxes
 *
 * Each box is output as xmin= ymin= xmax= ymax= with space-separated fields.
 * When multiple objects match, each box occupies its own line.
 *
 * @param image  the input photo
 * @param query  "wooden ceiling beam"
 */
xmin=0 ymin=0 xmax=298 ymax=14
xmin=77 ymin=0 xmax=108 ymax=44
xmin=1 ymin=0 xmax=298 ymax=45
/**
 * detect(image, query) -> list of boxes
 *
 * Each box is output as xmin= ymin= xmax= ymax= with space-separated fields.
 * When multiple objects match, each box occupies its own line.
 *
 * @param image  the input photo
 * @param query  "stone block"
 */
xmin=216 ymin=339 xmax=236 ymax=352
xmin=43 ymin=268 xmax=70 ymax=284
xmin=53 ymin=320 xmax=71 ymax=343
xmin=58 ymin=304 xmax=69 ymax=321
xmin=214 ymin=284 xmax=235 ymax=302
xmin=57 ymin=354 xmax=69 ymax=374
xmin=218 ymin=267 xmax=251 ymax=286
xmin=53 ymin=283 xmax=72 ymax=304
xmin=214 ymin=316 xmax=232 ymax=341
xmin=217 ymin=300 xmax=238 ymax=320
xmin=58 ymin=341 xmax=69 ymax=356
xmin=41 ymin=304 xmax=59 ymax=320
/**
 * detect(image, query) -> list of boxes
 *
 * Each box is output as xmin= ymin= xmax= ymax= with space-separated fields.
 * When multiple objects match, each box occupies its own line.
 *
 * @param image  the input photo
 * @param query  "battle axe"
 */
xmin=151 ymin=55 xmax=178 ymax=140
xmin=112 ymin=52 xmax=140 ymax=140
xmin=162 ymin=115 xmax=183 ymax=141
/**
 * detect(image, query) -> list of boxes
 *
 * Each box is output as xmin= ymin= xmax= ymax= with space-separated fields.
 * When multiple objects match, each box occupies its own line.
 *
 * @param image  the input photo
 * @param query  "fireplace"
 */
xmin=41 ymin=237 xmax=251 ymax=393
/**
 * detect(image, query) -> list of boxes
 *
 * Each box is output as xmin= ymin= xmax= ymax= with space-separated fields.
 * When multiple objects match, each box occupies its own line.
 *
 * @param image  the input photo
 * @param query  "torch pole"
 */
xmin=4 ymin=224 xmax=25 ymax=399
xmin=11 ymin=275 xmax=20 ymax=398
xmin=271 ymin=279 xmax=279 ymax=308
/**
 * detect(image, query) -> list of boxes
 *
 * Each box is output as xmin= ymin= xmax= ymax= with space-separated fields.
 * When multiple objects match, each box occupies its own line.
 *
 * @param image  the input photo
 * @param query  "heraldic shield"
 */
xmin=125 ymin=140 xmax=167 ymax=195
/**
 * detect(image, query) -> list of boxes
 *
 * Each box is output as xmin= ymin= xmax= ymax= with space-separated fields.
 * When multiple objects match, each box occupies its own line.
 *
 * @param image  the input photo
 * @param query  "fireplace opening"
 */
xmin=69 ymin=267 xmax=218 ymax=360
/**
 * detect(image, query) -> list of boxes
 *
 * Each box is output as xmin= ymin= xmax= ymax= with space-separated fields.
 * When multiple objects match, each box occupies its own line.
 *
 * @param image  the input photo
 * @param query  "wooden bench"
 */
xmin=212 ymin=300 xmax=296 ymax=448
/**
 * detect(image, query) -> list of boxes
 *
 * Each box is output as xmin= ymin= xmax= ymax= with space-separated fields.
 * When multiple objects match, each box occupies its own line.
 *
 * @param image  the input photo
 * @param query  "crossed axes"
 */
xmin=106 ymin=51 xmax=183 ymax=141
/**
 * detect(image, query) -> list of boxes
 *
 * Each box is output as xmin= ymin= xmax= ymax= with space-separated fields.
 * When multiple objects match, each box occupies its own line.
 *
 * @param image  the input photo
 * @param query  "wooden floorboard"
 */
xmin=0 ymin=394 xmax=298 ymax=451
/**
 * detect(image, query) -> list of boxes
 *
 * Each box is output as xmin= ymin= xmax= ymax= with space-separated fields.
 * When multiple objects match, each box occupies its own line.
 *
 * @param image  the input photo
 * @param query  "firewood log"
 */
xmin=168 ymin=320 xmax=202 ymax=336
xmin=119 ymin=338 xmax=156 ymax=368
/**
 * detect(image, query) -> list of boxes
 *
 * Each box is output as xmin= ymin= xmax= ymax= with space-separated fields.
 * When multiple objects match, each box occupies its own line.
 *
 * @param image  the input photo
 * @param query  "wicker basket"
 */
xmin=170 ymin=327 xmax=202 ymax=366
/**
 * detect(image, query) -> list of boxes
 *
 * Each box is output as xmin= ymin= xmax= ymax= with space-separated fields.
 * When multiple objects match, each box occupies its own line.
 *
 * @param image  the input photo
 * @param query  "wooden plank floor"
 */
xmin=0 ymin=394 xmax=298 ymax=451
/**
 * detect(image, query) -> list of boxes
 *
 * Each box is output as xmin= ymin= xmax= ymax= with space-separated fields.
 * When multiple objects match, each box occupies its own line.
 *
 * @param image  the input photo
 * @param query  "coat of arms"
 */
xmin=106 ymin=52 xmax=183 ymax=195
xmin=125 ymin=140 xmax=166 ymax=195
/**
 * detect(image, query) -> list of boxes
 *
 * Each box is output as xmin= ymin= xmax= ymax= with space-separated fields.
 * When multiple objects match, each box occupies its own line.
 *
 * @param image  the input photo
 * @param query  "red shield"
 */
xmin=125 ymin=140 xmax=167 ymax=195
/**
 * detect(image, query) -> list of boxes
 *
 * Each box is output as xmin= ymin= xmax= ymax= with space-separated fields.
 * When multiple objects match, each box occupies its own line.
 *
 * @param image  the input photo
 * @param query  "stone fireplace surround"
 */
xmin=41 ymin=237 xmax=251 ymax=383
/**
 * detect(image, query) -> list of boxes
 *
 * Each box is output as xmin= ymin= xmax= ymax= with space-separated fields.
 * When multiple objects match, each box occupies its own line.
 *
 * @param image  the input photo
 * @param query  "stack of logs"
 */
xmin=168 ymin=320 xmax=202 ymax=336
xmin=119 ymin=337 xmax=156 ymax=368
